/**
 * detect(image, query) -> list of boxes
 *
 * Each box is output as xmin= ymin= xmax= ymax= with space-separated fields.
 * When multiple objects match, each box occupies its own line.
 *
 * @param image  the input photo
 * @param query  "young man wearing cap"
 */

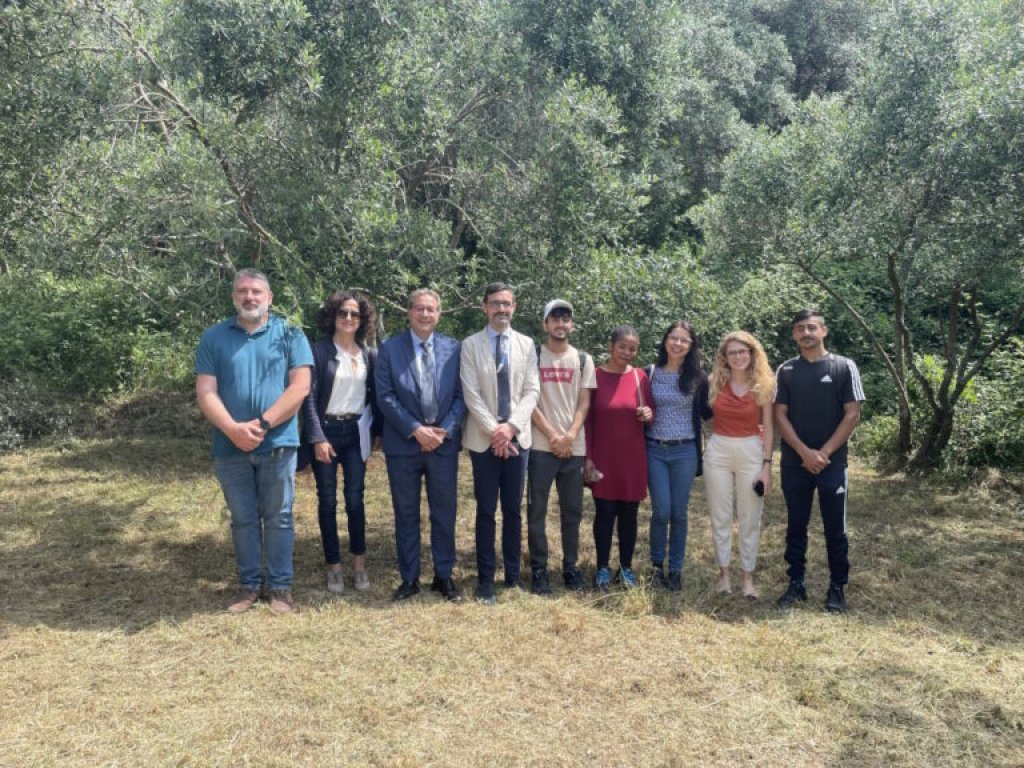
xmin=526 ymin=299 xmax=596 ymax=594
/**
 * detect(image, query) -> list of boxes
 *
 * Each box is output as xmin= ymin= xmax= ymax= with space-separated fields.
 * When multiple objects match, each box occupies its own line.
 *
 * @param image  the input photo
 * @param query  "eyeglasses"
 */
xmin=726 ymin=349 xmax=751 ymax=357
xmin=337 ymin=309 xmax=362 ymax=319
xmin=487 ymin=300 xmax=514 ymax=309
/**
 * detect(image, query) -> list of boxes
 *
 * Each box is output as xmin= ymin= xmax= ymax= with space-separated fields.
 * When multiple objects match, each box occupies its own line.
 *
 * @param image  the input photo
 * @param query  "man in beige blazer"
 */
xmin=461 ymin=282 xmax=540 ymax=604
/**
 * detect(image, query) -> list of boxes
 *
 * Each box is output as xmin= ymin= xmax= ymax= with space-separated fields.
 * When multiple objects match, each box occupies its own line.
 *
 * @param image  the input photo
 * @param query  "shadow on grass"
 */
xmin=655 ymin=471 xmax=1024 ymax=645
xmin=54 ymin=436 xmax=212 ymax=483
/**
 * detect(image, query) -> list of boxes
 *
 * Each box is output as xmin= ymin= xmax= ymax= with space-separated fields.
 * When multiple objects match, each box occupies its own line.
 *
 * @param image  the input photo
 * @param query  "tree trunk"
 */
xmin=896 ymin=399 xmax=912 ymax=457
xmin=909 ymin=406 xmax=956 ymax=471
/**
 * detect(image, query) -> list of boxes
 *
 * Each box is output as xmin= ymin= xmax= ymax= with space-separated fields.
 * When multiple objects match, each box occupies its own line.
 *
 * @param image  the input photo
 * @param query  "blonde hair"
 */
xmin=709 ymin=331 xmax=776 ymax=406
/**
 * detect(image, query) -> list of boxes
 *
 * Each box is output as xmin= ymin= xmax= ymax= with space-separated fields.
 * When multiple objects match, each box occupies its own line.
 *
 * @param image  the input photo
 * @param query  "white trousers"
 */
xmin=703 ymin=433 xmax=764 ymax=572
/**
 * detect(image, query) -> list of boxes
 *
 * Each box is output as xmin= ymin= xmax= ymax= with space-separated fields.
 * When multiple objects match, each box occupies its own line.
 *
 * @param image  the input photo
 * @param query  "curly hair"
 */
xmin=315 ymin=289 xmax=376 ymax=345
xmin=655 ymin=320 xmax=703 ymax=395
xmin=708 ymin=330 xmax=776 ymax=406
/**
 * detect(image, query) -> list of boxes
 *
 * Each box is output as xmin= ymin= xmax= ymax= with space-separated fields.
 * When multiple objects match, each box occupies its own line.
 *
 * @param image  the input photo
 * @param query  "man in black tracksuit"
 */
xmin=774 ymin=309 xmax=865 ymax=613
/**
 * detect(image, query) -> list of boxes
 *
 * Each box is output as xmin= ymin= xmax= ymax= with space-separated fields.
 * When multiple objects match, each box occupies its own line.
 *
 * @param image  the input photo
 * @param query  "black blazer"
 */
xmin=298 ymin=338 xmax=382 ymax=469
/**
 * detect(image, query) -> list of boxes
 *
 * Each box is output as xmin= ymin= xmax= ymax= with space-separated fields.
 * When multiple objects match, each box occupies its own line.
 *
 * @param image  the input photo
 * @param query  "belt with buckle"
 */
xmin=324 ymin=413 xmax=360 ymax=422
xmin=646 ymin=437 xmax=694 ymax=446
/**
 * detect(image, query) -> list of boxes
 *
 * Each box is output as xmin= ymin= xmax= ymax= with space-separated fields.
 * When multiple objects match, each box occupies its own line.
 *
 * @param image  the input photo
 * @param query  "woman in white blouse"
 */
xmin=301 ymin=290 xmax=380 ymax=594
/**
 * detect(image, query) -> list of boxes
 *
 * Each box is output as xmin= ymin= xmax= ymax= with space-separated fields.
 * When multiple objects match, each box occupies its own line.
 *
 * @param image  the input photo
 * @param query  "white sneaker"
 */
xmin=354 ymin=569 xmax=371 ymax=592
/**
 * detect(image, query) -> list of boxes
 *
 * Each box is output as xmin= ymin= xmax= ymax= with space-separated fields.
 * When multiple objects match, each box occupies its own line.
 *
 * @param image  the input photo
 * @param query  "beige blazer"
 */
xmin=460 ymin=327 xmax=540 ymax=452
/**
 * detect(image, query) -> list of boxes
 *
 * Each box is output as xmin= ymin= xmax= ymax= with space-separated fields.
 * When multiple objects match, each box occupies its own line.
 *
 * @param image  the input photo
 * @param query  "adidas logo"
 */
xmin=836 ymin=486 xmax=846 ymax=495
xmin=820 ymin=374 xmax=833 ymax=383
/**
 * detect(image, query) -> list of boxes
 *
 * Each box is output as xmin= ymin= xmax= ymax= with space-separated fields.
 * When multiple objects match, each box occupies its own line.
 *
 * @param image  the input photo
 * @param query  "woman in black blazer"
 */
xmin=301 ymin=290 xmax=381 ymax=594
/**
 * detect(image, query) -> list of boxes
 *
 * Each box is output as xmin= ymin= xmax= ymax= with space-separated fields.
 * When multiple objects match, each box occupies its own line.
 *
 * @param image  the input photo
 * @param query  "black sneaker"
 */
xmin=667 ymin=571 xmax=682 ymax=591
xmin=776 ymin=580 xmax=808 ymax=609
xmin=562 ymin=567 xmax=587 ymax=592
xmin=531 ymin=569 xmax=552 ymax=596
xmin=825 ymin=583 xmax=848 ymax=613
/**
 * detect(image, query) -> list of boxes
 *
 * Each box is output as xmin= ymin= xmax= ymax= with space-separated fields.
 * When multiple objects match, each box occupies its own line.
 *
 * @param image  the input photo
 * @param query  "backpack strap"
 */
xmin=536 ymin=344 xmax=589 ymax=372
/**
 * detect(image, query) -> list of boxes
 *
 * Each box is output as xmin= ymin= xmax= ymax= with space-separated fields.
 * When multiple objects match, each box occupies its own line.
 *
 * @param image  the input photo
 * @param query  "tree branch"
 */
xmin=90 ymin=1 xmax=293 ymax=257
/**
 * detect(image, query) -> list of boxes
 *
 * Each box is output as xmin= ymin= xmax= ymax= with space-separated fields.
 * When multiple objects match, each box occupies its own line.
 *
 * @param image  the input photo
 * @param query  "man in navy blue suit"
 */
xmin=376 ymin=288 xmax=466 ymax=602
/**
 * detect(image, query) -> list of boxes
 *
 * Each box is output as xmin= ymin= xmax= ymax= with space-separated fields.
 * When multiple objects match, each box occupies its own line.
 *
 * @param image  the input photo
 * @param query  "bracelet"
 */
xmin=762 ymin=458 xmax=771 ymax=464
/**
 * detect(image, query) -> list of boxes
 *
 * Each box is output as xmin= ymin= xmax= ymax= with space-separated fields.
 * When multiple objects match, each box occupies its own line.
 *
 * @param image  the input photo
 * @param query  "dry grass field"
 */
xmin=1 ymin=434 xmax=1022 ymax=767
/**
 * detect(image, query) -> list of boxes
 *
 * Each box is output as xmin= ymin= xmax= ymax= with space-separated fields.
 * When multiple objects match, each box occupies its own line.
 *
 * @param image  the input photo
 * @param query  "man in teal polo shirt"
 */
xmin=195 ymin=268 xmax=313 ymax=614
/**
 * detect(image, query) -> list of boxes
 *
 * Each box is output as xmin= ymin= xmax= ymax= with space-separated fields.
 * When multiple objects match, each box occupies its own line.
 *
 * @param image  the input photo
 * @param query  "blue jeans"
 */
xmin=310 ymin=419 xmax=367 ymax=564
xmin=214 ymin=447 xmax=297 ymax=590
xmin=647 ymin=439 xmax=698 ymax=573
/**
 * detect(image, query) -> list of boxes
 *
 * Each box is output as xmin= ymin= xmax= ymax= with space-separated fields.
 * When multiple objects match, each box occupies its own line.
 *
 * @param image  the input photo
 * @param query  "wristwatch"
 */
xmin=259 ymin=416 xmax=272 ymax=432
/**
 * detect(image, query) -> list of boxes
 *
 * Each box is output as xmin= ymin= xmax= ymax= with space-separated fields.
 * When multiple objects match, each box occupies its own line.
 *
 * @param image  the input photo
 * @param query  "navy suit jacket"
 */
xmin=375 ymin=330 xmax=465 ymax=457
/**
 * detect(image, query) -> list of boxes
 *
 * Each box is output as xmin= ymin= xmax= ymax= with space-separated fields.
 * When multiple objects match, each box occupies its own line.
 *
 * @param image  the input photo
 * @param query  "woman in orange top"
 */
xmin=704 ymin=331 xmax=776 ymax=598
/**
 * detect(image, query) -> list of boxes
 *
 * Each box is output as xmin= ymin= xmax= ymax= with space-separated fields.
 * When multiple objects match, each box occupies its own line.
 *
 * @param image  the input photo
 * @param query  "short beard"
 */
xmin=234 ymin=300 xmax=270 ymax=323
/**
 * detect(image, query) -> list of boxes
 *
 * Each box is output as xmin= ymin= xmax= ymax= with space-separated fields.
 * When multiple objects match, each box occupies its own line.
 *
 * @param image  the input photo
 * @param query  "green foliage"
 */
xmin=2 ymin=0 xmax=1021 ymax=470
xmin=924 ymin=342 xmax=1024 ymax=469
xmin=0 ymin=378 xmax=73 ymax=452
xmin=701 ymin=0 xmax=1024 ymax=468
xmin=0 ymin=275 xmax=152 ymax=393
xmin=850 ymin=414 xmax=900 ymax=461
xmin=753 ymin=0 xmax=872 ymax=99
xmin=130 ymin=331 xmax=201 ymax=393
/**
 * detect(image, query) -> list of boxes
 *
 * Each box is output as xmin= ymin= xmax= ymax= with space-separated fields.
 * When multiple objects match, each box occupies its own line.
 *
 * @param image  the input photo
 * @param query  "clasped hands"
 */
xmin=800 ymin=448 xmax=830 ymax=475
xmin=414 ymin=425 xmax=447 ymax=453
xmin=230 ymin=419 xmax=266 ymax=452
xmin=490 ymin=422 xmax=519 ymax=459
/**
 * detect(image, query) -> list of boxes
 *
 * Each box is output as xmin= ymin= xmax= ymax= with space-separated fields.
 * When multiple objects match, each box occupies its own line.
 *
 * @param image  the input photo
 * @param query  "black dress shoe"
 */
xmin=474 ymin=580 xmax=497 ymax=605
xmin=531 ymin=569 xmax=552 ymax=596
xmin=503 ymin=576 xmax=527 ymax=591
xmin=431 ymin=575 xmax=463 ymax=603
xmin=392 ymin=579 xmax=421 ymax=601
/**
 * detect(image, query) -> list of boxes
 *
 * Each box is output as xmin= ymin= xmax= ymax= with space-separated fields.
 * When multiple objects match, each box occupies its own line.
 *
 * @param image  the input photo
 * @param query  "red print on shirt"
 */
xmin=540 ymin=367 xmax=574 ymax=384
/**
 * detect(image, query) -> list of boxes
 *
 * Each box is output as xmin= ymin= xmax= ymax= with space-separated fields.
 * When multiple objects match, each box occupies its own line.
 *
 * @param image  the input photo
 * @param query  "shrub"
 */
xmin=0 ymin=378 xmax=74 ymax=452
xmin=0 ymin=274 xmax=149 ymax=393
xmin=851 ymin=414 xmax=900 ymax=461
xmin=945 ymin=340 xmax=1024 ymax=469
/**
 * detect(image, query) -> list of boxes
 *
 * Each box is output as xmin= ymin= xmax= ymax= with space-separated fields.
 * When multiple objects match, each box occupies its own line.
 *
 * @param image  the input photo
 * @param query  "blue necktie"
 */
xmin=420 ymin=339 xmax=438 ymax=424
xmin=495 ymin=334 xmax=510 ymax=422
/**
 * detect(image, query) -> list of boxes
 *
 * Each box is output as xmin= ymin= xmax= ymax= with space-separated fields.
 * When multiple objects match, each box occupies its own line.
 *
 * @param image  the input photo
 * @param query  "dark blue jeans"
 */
xmin=781 ymin=463 xmax=850 ymax=586
xmin=470 ymin=447 xmax=529 ymax=584
xmin=310 ymin=419 xmax=367 ymax=564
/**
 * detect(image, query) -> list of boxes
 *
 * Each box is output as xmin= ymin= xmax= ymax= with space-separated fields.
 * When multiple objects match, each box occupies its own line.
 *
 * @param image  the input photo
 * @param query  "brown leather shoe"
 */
xmin=268 ymin=589 xmax=295 ymax=614
xmin=227 ymin=588 xmax=260 ymax=614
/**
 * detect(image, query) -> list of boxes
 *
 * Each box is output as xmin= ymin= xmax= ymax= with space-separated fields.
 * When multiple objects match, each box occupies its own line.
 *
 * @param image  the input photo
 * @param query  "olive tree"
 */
xmin=700 ymin=0 xmax=1024 ymax=469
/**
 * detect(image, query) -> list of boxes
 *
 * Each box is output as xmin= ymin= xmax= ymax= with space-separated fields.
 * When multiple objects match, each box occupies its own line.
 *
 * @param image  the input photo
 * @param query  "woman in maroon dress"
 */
xmin=584 ymin=325 xmax=654 ymax=590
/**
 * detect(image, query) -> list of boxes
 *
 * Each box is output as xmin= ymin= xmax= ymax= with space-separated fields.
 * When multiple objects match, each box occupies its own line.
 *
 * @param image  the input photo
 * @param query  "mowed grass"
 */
xmin=1 ymin=436 xmax=1022 ymax=767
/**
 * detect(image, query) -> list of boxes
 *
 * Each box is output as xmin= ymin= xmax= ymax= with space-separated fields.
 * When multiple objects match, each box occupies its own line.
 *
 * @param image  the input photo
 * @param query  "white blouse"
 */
xmin=324 ymin=345 xmax=367 ymax=416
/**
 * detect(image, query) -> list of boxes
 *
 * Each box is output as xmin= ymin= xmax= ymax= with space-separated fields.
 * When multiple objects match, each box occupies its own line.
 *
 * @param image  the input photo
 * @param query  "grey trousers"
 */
xmin=526 ymin=450 xmax=585 ymax=572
